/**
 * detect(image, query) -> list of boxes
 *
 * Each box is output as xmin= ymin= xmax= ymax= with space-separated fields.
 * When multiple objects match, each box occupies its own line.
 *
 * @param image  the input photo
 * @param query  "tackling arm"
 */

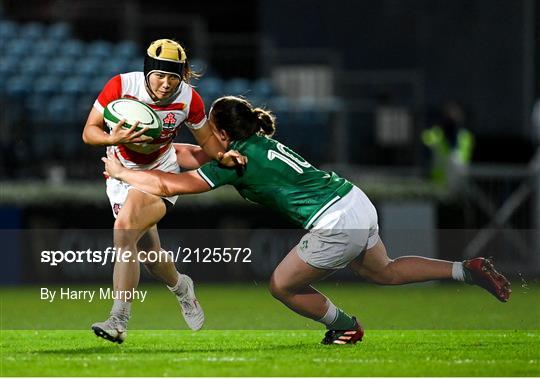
xmin=103 ymin=153 xmax=211 ymax=197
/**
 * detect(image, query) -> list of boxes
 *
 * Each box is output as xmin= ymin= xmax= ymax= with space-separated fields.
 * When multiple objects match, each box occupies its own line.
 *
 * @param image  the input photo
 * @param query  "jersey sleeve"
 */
xmin=196 ymin=160 xmax=238 ymax=188
xmin=93 ymin=75 xmax=122 ymax=114
xmin=185 ymin=88 xmax=207 ymax=130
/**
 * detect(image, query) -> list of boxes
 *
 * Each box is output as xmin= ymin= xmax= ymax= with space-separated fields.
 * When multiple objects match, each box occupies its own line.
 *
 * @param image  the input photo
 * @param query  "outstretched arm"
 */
xmin=102 ymin=153 xmax=211 ymax=197
xmin=174 ymin=142 xmax=248 ymax=171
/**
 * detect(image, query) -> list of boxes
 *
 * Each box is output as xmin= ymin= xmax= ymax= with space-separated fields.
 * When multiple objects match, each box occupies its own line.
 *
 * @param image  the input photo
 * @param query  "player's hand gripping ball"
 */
xmin=104 ymin=98 xmax=163 ymax=140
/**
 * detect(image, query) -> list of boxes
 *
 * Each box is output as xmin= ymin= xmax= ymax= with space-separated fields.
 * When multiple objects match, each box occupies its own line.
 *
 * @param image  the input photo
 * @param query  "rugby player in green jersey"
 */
xmin=103 ymin=96 xmax=511 ymax=345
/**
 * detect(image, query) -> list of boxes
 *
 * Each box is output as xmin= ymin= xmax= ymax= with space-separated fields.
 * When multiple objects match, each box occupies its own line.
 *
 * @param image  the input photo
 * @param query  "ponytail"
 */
xmin=210 ymin=96 xmax=278 ymax=141
xmin=253 ymin=108 xmax=276 ymax=137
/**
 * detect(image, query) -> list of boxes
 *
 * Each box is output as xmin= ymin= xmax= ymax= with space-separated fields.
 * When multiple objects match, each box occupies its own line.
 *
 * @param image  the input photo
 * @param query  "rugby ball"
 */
xmin=104 ymin=98 xmax=162 ymax=140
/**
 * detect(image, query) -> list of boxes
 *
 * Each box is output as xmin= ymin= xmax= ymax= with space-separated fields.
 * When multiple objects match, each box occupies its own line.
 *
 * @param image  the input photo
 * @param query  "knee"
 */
xmin=114 ymin=215 xmax=135 ymax=231
xmin=268 ymin=274 xmax=290 ymax=301
xmin=113 ymin=216 xmax=138 ymax=246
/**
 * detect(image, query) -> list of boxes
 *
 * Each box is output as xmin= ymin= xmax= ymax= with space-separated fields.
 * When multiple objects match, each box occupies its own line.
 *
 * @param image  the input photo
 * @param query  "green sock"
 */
xmin=328 ymin=308 xmax=356 ymax=330
xmin=463 ymin=266 xmax=474 ymax=284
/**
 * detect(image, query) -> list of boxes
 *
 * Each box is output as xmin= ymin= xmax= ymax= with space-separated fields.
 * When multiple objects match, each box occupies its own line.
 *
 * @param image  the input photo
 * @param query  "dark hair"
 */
xmin=210 ymin=96 xmax=276 ymax=140
xmin=182 ymin=59 xmax=201 ymax=83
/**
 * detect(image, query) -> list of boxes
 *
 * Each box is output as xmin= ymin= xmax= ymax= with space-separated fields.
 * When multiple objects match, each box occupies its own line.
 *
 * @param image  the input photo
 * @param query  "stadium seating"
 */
xmin=0 ymin=18 xmax=335 ymax=166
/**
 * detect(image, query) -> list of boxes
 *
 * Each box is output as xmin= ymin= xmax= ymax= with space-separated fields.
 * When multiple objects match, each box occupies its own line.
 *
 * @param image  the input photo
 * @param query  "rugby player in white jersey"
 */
xmin=82 ymin=39 xmax=244 ymax=343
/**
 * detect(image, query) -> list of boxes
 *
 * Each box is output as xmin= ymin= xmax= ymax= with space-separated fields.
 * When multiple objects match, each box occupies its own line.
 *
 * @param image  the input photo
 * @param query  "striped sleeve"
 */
xmin=197 ymin=160 xmax=238 ymax=188
xmin=185 ymin=88 xmax=206 ymax=130
xmin=93 ymin=75 xmax=122 ymax=113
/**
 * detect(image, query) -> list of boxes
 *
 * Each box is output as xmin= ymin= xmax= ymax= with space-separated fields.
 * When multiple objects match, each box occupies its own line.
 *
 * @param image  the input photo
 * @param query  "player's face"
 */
xmin=148 ymin=72 xmax=181 ymax=100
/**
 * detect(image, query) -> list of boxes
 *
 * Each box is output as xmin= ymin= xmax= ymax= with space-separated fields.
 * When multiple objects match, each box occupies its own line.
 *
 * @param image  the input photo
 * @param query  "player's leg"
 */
xmin=139 ymin=226 xmax=178 ymax=286
xmin=269 ymin=247 xmax=363 ymax=345
xmin=92 ymin=189 xmax=166 ymax=343
xmin=113 ymin=189 xmax=166 ymax=296
xmin=349 ymin=239 xmax=453 ymax=284
xmin=140 ymin=226 xmax=204 ymax=330
xmin=349 ymin=239 xmax=511 ymax=301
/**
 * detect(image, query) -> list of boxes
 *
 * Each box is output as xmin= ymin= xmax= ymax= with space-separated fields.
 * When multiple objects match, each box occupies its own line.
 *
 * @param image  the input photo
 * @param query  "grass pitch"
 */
xmin=1 ymin=283 xmax=539 ymax=376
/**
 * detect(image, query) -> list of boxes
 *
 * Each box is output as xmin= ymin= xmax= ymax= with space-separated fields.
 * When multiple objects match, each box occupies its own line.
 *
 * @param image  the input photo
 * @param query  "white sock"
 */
xmin=111 ymin=299 xmax=131 ymax=321
xmin=452 ymin=261 xmax=465 ymax=281
xmin=317 ymin=302 xmax=338 ymax=327
xmin=167 ymin=272 xmax=188 ymax=297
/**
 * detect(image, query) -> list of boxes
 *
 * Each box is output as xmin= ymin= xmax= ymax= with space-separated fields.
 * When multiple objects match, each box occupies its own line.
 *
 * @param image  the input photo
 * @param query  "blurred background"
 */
xmin=0 ymin=0 xmax=539 ymax=284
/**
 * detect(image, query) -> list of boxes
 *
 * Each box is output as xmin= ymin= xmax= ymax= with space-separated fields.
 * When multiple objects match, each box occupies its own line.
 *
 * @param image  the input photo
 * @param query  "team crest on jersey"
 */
xmin=162 ymin=112 xmax=177 ymax=130
xmin=113 ymin=203 xmax=122 ymax=216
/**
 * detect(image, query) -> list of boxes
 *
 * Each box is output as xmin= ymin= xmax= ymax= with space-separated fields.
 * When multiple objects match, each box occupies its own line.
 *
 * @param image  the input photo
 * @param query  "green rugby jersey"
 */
xmin=197 ymin=134 xmax=353 ymax=228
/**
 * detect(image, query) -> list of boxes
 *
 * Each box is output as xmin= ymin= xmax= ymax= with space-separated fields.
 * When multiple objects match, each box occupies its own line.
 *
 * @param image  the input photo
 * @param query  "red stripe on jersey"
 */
xmin=97 ymin=75 xmax=122 ymax=108
xmin=117 ymin=144 xmax=170 ymax=165
xmin=123 ymin=94 xmax=139 ymax=100
xmin=187 ymin=88 xmax=205 ymax=124
xmin=147 ymin=103 xmax=186 ymax=111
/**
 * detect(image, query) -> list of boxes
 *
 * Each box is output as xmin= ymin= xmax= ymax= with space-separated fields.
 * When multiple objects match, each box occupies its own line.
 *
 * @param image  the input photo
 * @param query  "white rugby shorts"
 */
xmin=297 ymin=186 xmax=379 ymax=270
xmin=106 ymin=145 xmax=180 ymax=218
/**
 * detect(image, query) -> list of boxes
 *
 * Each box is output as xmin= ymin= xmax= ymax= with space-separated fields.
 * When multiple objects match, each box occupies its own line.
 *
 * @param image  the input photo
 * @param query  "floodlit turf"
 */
xmin=2 ymin=330 xmax=539 ymax=376
xmin=1 ymin=283 xmax=539 ymax=376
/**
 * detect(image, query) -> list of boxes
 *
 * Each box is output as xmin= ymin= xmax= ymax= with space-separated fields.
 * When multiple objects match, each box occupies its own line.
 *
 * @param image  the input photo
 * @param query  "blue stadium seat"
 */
xmin=6 ymin=38 xmax=32 ymax=57
xmin=89 ymin=76 xmax=111 ymax=94
xmin=252 ymin=78 xmax=275 ymax=99
xmin=0 ymin=20 xmax=18 ymax=40
xmin=115 ymin=40 xmax=138 ymax=59
xmin=48 ymin=57 xmax=74 ymax=76
xmin=20 ymin=57 xmax=47 ymax=79
xmin=225 ymin=78 xmax=250 ymax=96
xmin=47 ymin=22 xmax=72 ymax=40
xmin=0 ymin=56 xmax=19 ymax=79
xmin=102 ymin=58 xmax=128 ymax=77
xmin=87 ymin=40 xmax=113 ymax=58
xmin=34 ymin=76 xmax=59 ymax=96
xmin=62 ymin=39 xmax=85 ymax=58
xmin=5 ymin=75 xmax=33 ymax=98
xmin=76 ymin=58 xmax=101 ymax=79
xmin=247 ymin=96 xmax=267 ymax=109
xmin=34 ymin=39 xmax=59 ymax=58
xmin=19 ymin=22 xmax=46 ymax=39
xmin=197 ymin=77 xmax=224 ymax=104
xmin=63 ymin=76 xmax=89 ymax=96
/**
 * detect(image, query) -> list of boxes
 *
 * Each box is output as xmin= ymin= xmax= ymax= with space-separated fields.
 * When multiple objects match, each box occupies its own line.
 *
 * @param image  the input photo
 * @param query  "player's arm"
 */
xmin=102 ymin=152 xmax=211 ymax=197
xmin=173 ymin=143 xmax=246 ymax=170
xmin=173 ymin=143 xmax=211 ymax=170
xmin=82 ymin=107 xmax=150 ymax=146
xmin=186 ymin=89 xmax=247 ymax=167
xmin=82 ymin=75 xmax=151 ymax=146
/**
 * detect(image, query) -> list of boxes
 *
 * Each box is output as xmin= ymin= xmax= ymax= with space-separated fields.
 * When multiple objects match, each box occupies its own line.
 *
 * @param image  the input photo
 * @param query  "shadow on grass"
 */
xmin=33 ymin=341 xmax=314 ymax=355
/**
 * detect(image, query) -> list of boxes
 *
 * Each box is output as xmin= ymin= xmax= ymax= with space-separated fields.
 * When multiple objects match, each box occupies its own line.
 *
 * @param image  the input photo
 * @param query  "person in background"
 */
xmin=422 ymin=102 xmax=474 ymax=186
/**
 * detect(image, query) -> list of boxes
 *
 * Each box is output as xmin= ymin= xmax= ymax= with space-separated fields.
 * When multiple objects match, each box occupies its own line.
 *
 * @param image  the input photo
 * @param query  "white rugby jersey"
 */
xmin=94 ymin=72 xmax=206 ymax=166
